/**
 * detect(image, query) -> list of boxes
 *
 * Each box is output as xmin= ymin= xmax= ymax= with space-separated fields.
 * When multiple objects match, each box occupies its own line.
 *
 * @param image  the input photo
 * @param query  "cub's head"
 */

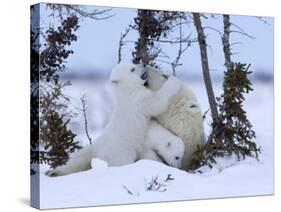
xmin=110 ymin=64 xmax=149 ymax=89
xmin=142 ymin=65 xmax=170 ymax=91
xmin=154 ymin=138 xmax=185 ymax=168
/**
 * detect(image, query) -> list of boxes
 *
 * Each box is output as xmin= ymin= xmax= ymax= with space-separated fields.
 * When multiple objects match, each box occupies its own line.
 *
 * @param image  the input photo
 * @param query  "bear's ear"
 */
xmin=166 ymin=142 xmax=171 ymax=148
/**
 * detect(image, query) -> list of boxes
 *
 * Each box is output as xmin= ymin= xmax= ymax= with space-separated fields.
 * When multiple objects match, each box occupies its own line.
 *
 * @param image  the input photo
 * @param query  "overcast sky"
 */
xmin=38 ymin=4 xmax=274 ymax=77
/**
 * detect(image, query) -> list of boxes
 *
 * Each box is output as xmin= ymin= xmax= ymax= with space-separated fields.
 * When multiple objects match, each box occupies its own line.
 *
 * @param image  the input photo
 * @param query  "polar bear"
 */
xmin=144 ymin=66 xmax=206 ymax=170
xmin=46 ymin=64 xmax=181 ymax=177
xmin=141 ymin=120 xmax=185 ymax=168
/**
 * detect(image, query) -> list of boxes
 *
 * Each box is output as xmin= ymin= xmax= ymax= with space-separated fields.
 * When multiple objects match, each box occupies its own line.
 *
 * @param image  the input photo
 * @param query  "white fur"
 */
xmin=46 ymin=64 xmax=181 ymax=177
xmin=146 ymin=66 xmax=206 ymax=170
xmin=141 ymin=120 xmax=185 ymax=168
xmin=45 ymin=146 xmax=93 ymax=177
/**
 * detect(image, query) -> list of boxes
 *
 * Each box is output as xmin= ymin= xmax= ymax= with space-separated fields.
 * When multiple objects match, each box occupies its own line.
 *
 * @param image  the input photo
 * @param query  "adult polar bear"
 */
xmin=46 ymin=64 xmax=183 ymax=177
xmin=145 ymin=66 xmax=205 ymax=170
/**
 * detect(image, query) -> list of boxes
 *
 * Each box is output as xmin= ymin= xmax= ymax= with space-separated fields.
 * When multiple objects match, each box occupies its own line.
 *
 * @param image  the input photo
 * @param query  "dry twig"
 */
xmin=80 ymin=94 xmax=92 ymax=145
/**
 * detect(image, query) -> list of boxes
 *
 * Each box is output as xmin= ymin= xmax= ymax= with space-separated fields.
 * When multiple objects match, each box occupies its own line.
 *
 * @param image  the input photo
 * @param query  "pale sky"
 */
xmin=37 ymin=4 xmax=274 ymax=78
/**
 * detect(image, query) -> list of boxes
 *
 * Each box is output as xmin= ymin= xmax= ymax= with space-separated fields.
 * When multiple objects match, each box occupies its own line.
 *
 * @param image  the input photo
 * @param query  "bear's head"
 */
xmin=110 ymin=64 xmax=149 ymax=90
xmin=143 ymin=65 xmax=170 ymax=91
xmin=153 ymin=138 xmax=185 ymax=168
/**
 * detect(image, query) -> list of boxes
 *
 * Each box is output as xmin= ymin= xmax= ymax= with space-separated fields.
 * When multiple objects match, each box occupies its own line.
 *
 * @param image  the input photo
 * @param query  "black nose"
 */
xmin=141 ymin=71 xmax=148 ymax=80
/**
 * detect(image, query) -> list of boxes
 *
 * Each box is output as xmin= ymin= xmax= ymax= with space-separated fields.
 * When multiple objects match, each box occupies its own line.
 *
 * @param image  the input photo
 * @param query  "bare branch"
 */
xmin=157 ymin=50 xmax=171 ymax=60
xmin=150 ymin=50 xmax=161 ymax=63
xmin=62 ymin=5 xmax=114 ymax=20
xmin=230 ymin=22 xmax=255 ymax=39
xmin=230 ymin=30 xmax=255 ymax=39
xmin=154 ymin=59 xmax=172 ymax=65
xmin=122 ymin=185 xmax=133 ymax=195
xmin=193 ymin=12 xmax=219 ymax=122
xmin=168 ymin=20 xmax=193 ymax=30
xmin=200 ymin=14 xmax=209 ymax=19
xmin=222 ymin=15 xmax=232 ymax=71
xmin=203 ymin=26 xmax=223 ymax=36
xmin=255 ymin=16 xmax=270 ymax=25
xmin=47 ymin=3 xmax=114 ymax=20
xmin=171 ymin=18 xmax=190 ymax=76
xmin=231 ymin=52 xmax=239 ymax=56
xmin=117 ymin=27 xmax=131 ymax=64
xmin=80 ymin=94 xmax=92 ymax=145
xmin=122 ymin=185 xmax=140 ymax=196
xmin=148 ymin=37 xmax=197 ymax=44
xmin=230 ymin=41 xmax=243 ymax=46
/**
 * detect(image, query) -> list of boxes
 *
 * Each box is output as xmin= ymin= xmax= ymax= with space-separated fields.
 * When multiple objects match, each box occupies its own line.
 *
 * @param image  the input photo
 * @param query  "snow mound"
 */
xmin=37 ymin=81 xmax=273 ymax=209
xmin=39 ymin=158 xmax=273 ymax=209
xmin=91 ymin=158 xmax=108 ymax=175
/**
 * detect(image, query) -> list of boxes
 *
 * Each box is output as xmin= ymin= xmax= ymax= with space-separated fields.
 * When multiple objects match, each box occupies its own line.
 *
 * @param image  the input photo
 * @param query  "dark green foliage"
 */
xmin=30 ymin=6 xmax=41 ymax=174
xmin=188 ymin=63 xmax=260 ymax=171
xmin=39 ymin=82 xmax=81 ymax=168
xmin=40 ymin=16 xmax=79 ymax=84
xmin=39 ymin=16 xmax=81 ymax=168
xmin=131 ymin=10 xmax=183 ymax=67
xmin=30 ymin=15 xmax=81 ymax=173
xmin=219 ymin=63 xmax=260 ymax=158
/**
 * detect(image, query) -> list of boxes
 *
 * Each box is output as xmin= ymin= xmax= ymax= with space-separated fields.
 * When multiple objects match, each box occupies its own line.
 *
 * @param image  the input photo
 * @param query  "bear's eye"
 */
xmin=190 ymin=104 xmax=197 ymax=108
xmin=175 ymin=156 xmax=180 ymax=160
xmin=130 ymin=68 xmax=135 ymax=72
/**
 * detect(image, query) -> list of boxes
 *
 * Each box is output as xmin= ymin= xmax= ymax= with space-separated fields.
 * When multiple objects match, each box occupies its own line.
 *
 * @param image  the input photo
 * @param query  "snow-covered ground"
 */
xmin=35 ymin=78 xmax=274 ymax=209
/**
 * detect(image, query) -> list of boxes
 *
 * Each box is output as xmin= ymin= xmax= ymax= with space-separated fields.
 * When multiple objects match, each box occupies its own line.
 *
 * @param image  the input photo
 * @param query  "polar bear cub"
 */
xmin=141 ymin=120 xmax=185 ymax=168
xmin=46 ymin=64 xmax=181 ymax=177
xmin=145 ymin=66 xmax=206 ymax=170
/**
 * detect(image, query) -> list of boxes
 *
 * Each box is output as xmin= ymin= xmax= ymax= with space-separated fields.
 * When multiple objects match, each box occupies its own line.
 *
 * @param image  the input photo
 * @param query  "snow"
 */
xmin=35 ymin=79 xmax=273 ymax=209
xmin=38 ymin=157 xmax=272 ymax=209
